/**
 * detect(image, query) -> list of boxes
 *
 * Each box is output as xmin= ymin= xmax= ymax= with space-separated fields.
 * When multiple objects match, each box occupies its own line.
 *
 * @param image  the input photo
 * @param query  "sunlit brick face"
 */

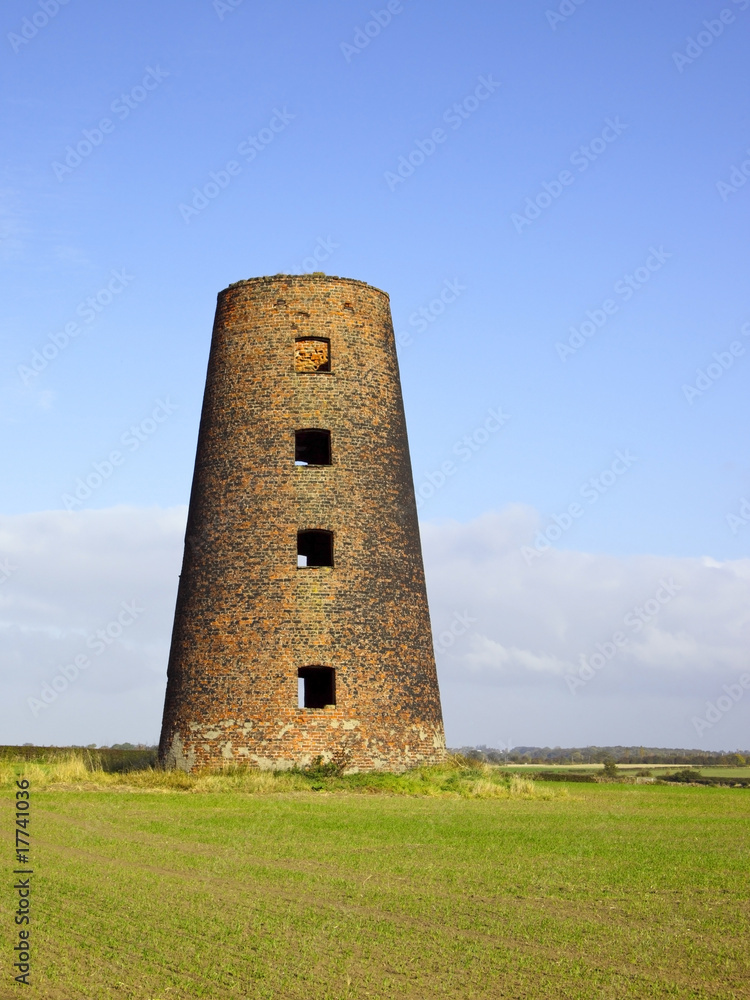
xmin=159 ymin=274 xmax=446 ymax=773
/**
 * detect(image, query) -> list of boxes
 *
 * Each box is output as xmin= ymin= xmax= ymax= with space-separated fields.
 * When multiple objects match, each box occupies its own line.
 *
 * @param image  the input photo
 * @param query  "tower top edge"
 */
xmin=219 ymin=274 xmax=390 ymax=300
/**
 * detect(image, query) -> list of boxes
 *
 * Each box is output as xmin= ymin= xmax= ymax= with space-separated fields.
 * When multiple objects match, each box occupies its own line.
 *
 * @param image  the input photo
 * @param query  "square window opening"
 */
xmin=297 ymin=529 xmax=333 ymax=567
xmin=298 ymin=666 xmax=336 ymax=708
xmin=295 ymin=337 xmax=330 ymax=373
xmin=295 ymin=429 xmax=331 ymax=466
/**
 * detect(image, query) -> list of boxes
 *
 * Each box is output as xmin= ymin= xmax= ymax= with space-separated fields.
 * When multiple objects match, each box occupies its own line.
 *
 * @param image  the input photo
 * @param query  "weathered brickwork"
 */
xmin=158 ymin=274 xmax=446 ymax=772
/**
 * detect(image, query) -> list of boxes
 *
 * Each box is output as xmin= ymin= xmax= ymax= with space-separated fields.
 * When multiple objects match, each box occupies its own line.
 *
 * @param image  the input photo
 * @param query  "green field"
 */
xmin=506 ymin=764 xmax=750 ymax=777
xmin=5 ymin=762 xmax=750 ymax=999
xmin=695 ymin=767 xmax=750 ymax=779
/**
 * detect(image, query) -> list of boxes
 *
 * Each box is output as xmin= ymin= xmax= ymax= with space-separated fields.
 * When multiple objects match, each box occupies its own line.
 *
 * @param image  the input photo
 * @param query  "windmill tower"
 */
xmin=159 ymin=274 xmax=446 ymax=772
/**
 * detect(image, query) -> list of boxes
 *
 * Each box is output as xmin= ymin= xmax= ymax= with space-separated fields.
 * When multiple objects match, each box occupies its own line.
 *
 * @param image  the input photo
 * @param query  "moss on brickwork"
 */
xmin=159 ymin=274 xmax=446 ymax=772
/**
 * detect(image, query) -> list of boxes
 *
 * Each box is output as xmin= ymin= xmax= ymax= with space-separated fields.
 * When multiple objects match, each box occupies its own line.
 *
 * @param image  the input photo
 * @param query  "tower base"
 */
xmin=160 ymin=714 xmax=447 ymax=773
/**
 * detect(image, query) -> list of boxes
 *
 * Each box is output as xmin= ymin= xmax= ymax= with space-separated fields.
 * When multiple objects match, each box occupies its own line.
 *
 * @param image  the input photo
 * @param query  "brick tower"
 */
xmin=159 ymin=274 xmax=446 ymax=772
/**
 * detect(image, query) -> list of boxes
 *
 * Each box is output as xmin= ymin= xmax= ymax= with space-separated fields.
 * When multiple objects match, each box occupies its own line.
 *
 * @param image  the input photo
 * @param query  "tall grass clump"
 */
xmin=0 ymin=751 xmax=98 ymax=789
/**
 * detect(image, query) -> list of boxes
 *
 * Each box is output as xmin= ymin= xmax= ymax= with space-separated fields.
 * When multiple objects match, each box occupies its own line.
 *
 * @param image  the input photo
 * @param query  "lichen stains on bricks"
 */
xmin=158 ymin=274 xmax=446 ymax=772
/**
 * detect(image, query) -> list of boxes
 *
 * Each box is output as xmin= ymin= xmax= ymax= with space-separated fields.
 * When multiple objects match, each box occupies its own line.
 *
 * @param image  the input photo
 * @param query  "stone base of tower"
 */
xmin=159 ymin=714 xmax=447 ymax=774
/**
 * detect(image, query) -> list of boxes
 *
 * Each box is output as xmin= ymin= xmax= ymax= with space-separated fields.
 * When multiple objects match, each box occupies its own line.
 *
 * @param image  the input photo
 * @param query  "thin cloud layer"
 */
xmin=423 ymin=508 xmax=750 ymax=749
xmin=0 ymin=505 xmax=747 ymax=750
xmin=0 ymin=506 xmax=185 ymax=745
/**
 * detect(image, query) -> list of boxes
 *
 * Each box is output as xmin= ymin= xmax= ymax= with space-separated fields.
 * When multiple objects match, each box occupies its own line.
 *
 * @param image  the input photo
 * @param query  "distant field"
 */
xmin=506 ymin=763 xmax=750 ymax=778
xmin=505 ymin=762 xmax=678 ymax=771
xmin=4 ymin=761 xmax=749 ymax=999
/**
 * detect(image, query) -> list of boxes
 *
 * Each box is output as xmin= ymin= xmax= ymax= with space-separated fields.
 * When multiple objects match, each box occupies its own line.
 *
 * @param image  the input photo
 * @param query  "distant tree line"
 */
xmin=451 ymin=745 xmax=748 ymax=766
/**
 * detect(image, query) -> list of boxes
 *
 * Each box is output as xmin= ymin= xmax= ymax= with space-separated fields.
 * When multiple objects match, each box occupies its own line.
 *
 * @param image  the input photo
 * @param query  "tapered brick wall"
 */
xmin=159 ymin=274 xmax=446 ymax=772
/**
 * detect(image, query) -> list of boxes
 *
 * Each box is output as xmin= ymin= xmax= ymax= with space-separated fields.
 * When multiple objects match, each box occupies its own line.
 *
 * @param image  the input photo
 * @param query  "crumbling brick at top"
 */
xmin=159 ymin=273 xmax=446 ymax=773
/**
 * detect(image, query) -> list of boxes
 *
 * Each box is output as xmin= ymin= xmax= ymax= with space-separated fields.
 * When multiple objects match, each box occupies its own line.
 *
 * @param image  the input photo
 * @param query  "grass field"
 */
xmin=4 ymin=759 xmax=749 ymax=1000
xmin=506 ymin=764 xmax=750 ymax=777
xmin=695 ymin=767 xmax=750 ymax=778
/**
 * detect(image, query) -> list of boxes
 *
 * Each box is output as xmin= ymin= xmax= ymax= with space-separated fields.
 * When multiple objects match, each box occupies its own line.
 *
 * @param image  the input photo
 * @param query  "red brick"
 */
xmin=158 ymin=275 xmax=446 ymax=772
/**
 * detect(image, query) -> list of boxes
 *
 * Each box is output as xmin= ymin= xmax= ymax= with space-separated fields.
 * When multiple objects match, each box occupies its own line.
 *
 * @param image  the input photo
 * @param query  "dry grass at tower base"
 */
xmin=4 ymin=769 xmax=748 ymax=1000
xmin=0 ymin=751 xmax=559 ymax=799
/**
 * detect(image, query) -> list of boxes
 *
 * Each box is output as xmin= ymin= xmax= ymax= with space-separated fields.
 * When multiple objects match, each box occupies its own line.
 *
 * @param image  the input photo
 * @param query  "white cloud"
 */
xmin=0 ymin=504 xmax=747 ymax=751
xmin=0 ymin=506 xmax=185 ymax=745
xmin=421 ymin=508 xmax=750 ymax=750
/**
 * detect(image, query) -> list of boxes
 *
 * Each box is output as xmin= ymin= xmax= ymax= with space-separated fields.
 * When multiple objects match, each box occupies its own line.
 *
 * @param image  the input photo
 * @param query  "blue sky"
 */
xmin=1 ymin=0 xmax=749 ymax=750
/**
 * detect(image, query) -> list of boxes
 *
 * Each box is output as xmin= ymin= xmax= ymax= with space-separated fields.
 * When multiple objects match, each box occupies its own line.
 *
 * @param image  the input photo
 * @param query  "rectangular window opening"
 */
xmin=298 ymin=666 xmax=336 ymax=708
xmin=295 ymin=337 xmax=331 ymax=373
xmin=297 ymin=529 xmax=333 ymax=567
xmin=295 ymin=429 xmax=331 ymax=466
